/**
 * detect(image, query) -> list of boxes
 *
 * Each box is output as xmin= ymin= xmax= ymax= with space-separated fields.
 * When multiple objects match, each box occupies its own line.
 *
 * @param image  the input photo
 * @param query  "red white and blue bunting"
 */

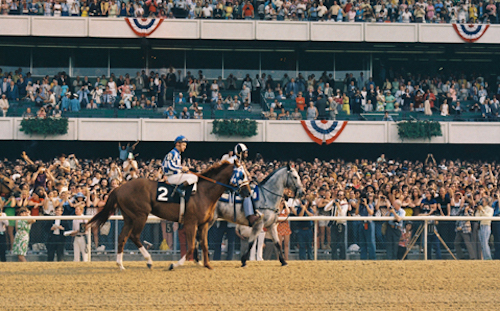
xmin=300 ymin=120 xmax=348 ymax=145
xmin=125 ymin=18 xmax=164 ymax=37
xmin=452 ymin=24 xmax=489 ymax=43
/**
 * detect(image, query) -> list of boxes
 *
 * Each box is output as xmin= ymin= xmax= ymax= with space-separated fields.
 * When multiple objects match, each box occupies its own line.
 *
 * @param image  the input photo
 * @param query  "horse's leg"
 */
xmin=241 ymin=220 xmax=264 ymax=267
xmin=117 ymin=217 xmax=133 ymax=271
xmin=269 ymin=224 xmax=287 ymax=266
xmin=169 ymin=223 xmax=197 ymax=270
xmin=128 ymin=215 xmax=153 ymax=269
xmin=198 ymin=222 xmax=212 ymax=270
xmin=193 ymin=231 xmax=202 ymax=265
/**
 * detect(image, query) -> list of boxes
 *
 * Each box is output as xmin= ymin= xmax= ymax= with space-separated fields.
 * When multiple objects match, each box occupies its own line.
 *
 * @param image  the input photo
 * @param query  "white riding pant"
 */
xmin=167 ymin=173 xmax=198 ymax=185
xmin=74 ymin=236 xmax=88 ymax=262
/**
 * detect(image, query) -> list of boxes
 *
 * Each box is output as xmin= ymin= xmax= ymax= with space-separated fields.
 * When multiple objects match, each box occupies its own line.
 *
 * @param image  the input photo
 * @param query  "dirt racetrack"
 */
xmin=1 ymin=260 xmax=499 ymax=310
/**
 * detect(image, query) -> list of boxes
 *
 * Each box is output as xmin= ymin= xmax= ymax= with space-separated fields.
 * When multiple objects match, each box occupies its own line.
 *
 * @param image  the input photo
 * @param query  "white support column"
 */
xmin=259 ymin=52 xmax=262 ymax=76
xmin=221 ymin=52 xmax=224 ymax=79
xmin=86 ymin=228 xmax=92 ymax=262
xmin=30 ymin=48 xmax=33 ymax=74
xmin=369 ymin=53 xmax=373 ymax=79
xmin=424 ymin=220 xmax=428 ymax=261
xmin=69 ymin=55 xmax=73 ymax=77
xmin=184 ymin=50 xmax=187 ymax=78
xmin=107 ymin=49 xmax=111 ymax=77
xmin=333 ymin=53 xmax=336 ymax=82
xmin=296 ymin=51 xmax=299 ymax=78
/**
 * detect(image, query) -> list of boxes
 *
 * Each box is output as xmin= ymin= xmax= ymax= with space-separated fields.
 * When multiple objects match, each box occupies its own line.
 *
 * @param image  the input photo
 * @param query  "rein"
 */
xmin=188 ymin=171 xmax=239 ymax=192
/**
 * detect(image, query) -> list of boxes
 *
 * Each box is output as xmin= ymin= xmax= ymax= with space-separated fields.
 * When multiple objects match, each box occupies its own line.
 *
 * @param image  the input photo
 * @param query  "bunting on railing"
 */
xmin=452 ymin=24 xmax=489 ymax=43
xmin=125 ymin=18 xmax=164 ymax=37
xmin=300 ymin=120 xmax=348 ymax=145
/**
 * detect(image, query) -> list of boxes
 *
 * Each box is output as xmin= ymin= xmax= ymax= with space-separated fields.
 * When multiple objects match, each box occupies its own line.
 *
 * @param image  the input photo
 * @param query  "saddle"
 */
xmin=218 ymin=185 xmax=260 ymax=204
xmin=156 ymin=182 xmax=195 ymax=224
xmin=156 ymin=182 xmax=194 ymax=204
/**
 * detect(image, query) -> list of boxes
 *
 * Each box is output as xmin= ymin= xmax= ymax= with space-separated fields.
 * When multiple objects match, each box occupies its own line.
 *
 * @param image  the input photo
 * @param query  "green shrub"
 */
xmin=211 ymin=119 xmax=258 ymax=137
xmin=397 ymin=120 xmax=442 ymax=140
xmin=20 ymin=118 xmax=69 ymax=136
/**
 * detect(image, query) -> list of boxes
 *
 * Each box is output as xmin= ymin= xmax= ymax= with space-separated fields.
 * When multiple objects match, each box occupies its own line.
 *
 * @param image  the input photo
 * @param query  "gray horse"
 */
xmin=210 ymin=165 xmax=305 ymax=267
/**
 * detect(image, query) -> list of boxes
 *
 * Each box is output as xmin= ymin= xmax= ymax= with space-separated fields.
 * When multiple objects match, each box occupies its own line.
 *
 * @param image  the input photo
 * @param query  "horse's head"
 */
xmin=0 ymin=175 xmax=21 ymax=197
xmin=233 ymin=159 xmax=252 ymax=198
xmin=286 ymin=164 xmax=305 ymax=199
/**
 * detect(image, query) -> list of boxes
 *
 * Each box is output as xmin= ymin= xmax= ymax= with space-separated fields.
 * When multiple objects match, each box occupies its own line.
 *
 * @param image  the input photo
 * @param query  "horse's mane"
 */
xmin=200 ymin=161 xmax=232 ymax=179
xmin=260 ymin=167 xmax=286 ymax=185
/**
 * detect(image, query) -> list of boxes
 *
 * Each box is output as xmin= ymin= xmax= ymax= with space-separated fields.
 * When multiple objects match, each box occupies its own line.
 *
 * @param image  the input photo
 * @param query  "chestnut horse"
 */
xmin=88 ymin=161 xmax=250 ymax=270
xmin=0 ymin=174 xmax=21 ymax=197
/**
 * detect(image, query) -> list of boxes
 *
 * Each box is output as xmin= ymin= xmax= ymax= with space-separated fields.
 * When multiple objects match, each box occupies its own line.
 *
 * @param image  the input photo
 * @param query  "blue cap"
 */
xmin=174 ymin=135 xmax=188 ymax=144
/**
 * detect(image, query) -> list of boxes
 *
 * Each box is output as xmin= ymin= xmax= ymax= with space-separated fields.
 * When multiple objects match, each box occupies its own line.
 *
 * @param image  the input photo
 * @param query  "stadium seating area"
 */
xmin=2 ymin=0 xmax=499 ymax=24
xmin=1 ymin=66 xmax=498 ymax=121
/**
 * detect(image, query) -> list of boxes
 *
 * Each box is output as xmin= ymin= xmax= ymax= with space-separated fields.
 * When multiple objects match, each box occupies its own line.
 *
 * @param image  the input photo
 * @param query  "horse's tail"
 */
xmin=87 ymin=189 xmax=118 ymax=229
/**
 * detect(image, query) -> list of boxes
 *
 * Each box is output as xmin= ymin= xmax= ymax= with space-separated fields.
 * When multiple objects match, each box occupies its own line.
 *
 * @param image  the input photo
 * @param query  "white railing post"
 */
xmin=86 ymin=227 xmax=92 ymax=262
xmin=424 ymin=220 xmax=428 ymax=261
xmin=313 ymin=220 xmax=318 ymax=261
xmin=345 ymin=222 xmax=349 ymax=260
xmin=114 ymin=219 xmax=119 ymax=254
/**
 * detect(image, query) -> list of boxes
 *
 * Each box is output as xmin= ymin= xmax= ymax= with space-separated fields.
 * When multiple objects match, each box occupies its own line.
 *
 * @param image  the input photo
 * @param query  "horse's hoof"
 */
xmin=196 ymin=261 xmax=203 ymax=266
xmin=147 ymin=263 xmax=152 ymax=269
xmin=168 ymin=264 xmax=174 ymax=271
xmin=281 ymin=262 xmax=288 ymax=267
xmin=117 ymin=263 xmax=125 ymax=271
xmin=204 ymin=264 xmax=213 ymax=270
xmin=241 ymin=263 xmax=247 ymax=268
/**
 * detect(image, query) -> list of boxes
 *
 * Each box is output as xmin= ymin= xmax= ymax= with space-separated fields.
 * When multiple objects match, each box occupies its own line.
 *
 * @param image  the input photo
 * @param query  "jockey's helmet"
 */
xmin=234 ymin=143 xmax=248 ymax=157
xmin=174 ymin=135 xmax=188 ymax=144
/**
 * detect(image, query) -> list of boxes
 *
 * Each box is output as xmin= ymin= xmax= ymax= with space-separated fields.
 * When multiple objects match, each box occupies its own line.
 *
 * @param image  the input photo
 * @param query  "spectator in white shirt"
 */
xmin=0 ymin=94 xmax=9 ymax=117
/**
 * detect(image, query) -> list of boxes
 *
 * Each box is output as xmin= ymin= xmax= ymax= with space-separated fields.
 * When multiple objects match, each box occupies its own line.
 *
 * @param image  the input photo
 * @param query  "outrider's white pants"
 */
xmin=74 ymin=236 xmax=88 ymax=262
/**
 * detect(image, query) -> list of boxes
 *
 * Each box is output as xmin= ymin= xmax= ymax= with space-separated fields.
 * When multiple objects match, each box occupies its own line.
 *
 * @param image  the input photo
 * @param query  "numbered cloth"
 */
xmin=219 ymin=185 xmax=260 ymax=204
xmin=156 ymin=182 xmax=194 ymax=204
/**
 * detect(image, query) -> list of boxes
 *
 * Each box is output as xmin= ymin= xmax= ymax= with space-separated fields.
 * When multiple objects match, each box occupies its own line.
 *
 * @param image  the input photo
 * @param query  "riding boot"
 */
xmin=246 ymin=214 xmax=261 ymax=227
xmin=175 ymin=184 xmax=185 ymax=197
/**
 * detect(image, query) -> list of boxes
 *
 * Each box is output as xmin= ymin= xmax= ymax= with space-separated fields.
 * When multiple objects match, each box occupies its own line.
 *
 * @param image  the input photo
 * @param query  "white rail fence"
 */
xmin=2 ymin=215 xmax=499 ymax=262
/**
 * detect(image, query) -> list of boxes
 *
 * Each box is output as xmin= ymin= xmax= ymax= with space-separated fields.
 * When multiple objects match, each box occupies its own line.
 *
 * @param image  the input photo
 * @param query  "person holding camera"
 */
xmin=315 ymin=186 xmax=331 ymax=250
xmin=385 ymin=199 xmax=405 ymax=260
xmin=326 ymin=190 xmax=350 ymax=260
xmin=295 ymin=195 xmax=315 ymax=260
xmin=47 ymin=207 xmax=66 ymax=261
xmin=70 ymin=203 xmax=90 ymax=262
xmin=420 ymin=189 xmax=442 ymax=260
xmin=476 ymin=197 xmax=494 ymax=260
xmin=454 ymin=192 xmax=476 ymax=260
xmin=356 ymin=192 xmax=376 ymax=260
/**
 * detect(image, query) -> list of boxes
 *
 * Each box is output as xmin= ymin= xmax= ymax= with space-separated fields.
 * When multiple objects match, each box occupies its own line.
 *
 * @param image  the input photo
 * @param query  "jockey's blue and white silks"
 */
xmin=162 ymin=148 xmax=182 ymax=175
xmin=230 ymin=166 xmax=246 ymax=186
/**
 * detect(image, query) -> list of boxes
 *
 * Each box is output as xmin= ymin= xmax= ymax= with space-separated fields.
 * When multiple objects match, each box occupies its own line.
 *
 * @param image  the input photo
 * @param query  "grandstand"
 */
xmin=2 ymin=8 xmax=500 ymax=310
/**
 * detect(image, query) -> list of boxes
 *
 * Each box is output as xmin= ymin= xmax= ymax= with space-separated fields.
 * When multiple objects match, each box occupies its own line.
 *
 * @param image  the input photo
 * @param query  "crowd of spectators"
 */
xmin=1 ymin=147 xmax=500 ymax=261
xmin=1 ymin=0 xmax=499 ymax=24
xmin=1 ymin=66 xmax=500 ymax=120
xmin=262 ymin=70 xmax=500 ymax=120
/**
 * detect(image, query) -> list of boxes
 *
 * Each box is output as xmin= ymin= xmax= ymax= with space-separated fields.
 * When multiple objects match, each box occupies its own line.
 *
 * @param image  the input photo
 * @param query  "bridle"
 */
xmin=258 ymin=169 xmax=301 ymax=199
xmin=188 ymin=162 xmax=250 ymax=194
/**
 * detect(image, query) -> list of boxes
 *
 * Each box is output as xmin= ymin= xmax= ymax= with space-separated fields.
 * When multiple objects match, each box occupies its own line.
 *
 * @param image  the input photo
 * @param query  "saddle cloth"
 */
xmin=156 ymin=182 xmax=194 ymax=204
xmin=219 ymin=185 xmax=260 ymax=203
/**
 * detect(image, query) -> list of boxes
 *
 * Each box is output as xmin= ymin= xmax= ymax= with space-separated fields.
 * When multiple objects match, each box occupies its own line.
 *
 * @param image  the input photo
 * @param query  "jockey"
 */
xmin=226 ymin=143 xmax=261 ymax=226
xmin=222 ymin=143 xmax=249 ymax=164
xmin=162 ymin=135 xmax=198 ymax=196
